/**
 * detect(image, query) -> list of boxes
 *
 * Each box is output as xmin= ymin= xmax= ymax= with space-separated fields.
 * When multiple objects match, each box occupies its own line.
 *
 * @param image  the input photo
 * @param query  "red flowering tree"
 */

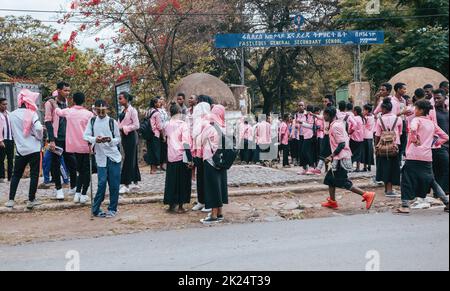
xmin=61 ymin=0 xmax=234 ymax=98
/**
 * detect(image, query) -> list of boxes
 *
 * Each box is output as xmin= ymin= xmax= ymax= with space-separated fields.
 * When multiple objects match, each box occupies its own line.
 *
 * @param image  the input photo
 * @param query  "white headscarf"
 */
xmin=192 ymin=102 xmax=211 ymax=138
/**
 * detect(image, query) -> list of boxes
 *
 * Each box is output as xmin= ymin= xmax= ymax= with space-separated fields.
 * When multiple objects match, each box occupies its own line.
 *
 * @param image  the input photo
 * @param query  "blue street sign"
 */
xmin=215 ymin=31 xmax=384 ymax=49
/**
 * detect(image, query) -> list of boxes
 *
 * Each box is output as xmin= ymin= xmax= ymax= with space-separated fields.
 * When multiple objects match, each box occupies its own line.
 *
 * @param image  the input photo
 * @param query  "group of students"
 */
xmin=1 ymin=80 xmax=449 ymax=217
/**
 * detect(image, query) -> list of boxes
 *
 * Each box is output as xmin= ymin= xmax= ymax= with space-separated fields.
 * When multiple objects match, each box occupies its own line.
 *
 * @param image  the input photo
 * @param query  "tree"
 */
xmin=62 ymin=0 xmax=235 ymax=98
xmin=0 ymin=16 xmax=115 ymax=106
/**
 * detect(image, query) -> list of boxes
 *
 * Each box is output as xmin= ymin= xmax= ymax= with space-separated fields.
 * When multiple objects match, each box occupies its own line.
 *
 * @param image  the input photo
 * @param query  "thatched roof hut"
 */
xmin=388 ymin=67 xmax=448 ymax=97
xmin=172 ymin=73 xmax=237 ymax=109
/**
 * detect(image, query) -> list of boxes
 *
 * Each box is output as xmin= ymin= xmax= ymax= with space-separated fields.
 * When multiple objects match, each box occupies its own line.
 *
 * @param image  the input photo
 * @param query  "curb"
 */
xmin=0 ymin=181 xmax=382 ymax=214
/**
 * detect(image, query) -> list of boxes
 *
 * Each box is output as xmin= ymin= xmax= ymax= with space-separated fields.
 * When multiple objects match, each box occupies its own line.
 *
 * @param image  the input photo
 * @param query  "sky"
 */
xmin=0 ymin=0 xmax=107 ymax=49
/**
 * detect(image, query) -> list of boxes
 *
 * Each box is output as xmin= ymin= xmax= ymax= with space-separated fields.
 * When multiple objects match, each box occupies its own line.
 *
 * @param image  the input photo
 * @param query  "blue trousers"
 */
xmin=92 ymin=158 xmax=121 ymax=215
xmin=43 ymin=150 xmax=69 ymax=184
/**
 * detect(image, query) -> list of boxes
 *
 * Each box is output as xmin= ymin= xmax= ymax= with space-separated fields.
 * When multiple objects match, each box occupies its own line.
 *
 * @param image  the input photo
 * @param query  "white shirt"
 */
xmin=159 ymin=108 xmax=169 ymax=129
xmin=9 ymin=109 xmax=43 ymax=156
xmin=83 ymin=116 xmax=122 ymax=167
xmin=0 ymin=111 xmax=13 ymax=141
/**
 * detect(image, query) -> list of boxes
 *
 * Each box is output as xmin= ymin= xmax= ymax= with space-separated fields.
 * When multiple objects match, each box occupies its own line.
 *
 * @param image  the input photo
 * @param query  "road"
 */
xmin=0 ymin=209 xmax=448 ymax=271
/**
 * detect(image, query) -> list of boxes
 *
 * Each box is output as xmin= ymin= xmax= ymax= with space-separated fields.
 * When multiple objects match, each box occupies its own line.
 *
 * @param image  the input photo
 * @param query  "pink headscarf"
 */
xmin=209 ymin=105 xmax=226 ymax=128
xmin=17 ymin=89 xmax=40 ymax=137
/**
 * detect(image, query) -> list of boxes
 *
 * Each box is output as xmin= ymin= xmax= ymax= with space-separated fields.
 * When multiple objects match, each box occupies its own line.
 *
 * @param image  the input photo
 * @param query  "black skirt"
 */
xmin=376 ymin=155 xmax=401 ymax=185
xmin=401 ymin=160 xmax=434 ymax=201
xmin=120 ymin=131 xmax=141 ymax=185
xmin=160 ymin=139 xmax=168 ymax=164
xmin=164 ymin=161 xmax=192 ymax=205
xmin=195 ymin=157 xmax=205 ymax=204
xmin=320 ymin=135 xmax=332 ymax=160
xmin=350 ymin=139 xmax=364 ymax=163
xmin=145 ymin=135 xmax=161 ymax=166
xmin=324 ymin=161 xmax=353 ymax=190
xmin=300 ymin=138 xmax=314 ymax=167
xmin=204 ymin=161 xmax=228 ymax=209
xmin=362 ymin=139 xmax=375 ymax=166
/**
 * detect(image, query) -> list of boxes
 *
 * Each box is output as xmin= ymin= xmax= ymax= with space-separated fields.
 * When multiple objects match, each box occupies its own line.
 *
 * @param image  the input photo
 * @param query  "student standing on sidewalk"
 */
xmin=5 ymin=89 xmax=43 ymax=210
xmin=44 ymin=82 xmax=77 ymax=200
xmin=0 ymin=97 xmax=14 ymax=183
xmin=83 ymin=100 xmax=122 ymax=218
xmin=118 ymin=92 xmax=141 ymax=194
xmin=53 ymin=92 xmax=94 ymax=205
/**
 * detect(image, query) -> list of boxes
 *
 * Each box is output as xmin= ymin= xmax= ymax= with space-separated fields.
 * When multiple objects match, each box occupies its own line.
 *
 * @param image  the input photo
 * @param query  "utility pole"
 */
xmin=354 ymin=45 xmax=362 ymax=82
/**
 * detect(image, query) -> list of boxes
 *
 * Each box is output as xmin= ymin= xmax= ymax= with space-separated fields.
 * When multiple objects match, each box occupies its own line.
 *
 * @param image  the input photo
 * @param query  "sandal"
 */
xmin=396 ymin=207 xmax=410 ymax=214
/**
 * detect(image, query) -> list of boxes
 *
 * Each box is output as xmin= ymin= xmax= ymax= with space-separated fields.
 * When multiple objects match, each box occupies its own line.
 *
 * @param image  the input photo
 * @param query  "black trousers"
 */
xmin=120 ymin=131 xmax=141 ymax=185
xmin=240 ymin=139 xmax=252 ymax=164
xmin=51 ymin=140 xmax=77 ymax=190
xmin=432 ymin=148 xmax=449 ymax=194
xmin=0 ymin=140 xmax=14 ymax=180
xmin=75 ymin=153 xmax=91 ymax=195
xmin=282 ymin=144 xmax=290 ymax=166
xmin=9 ymin=152 xmax=40 ymax=201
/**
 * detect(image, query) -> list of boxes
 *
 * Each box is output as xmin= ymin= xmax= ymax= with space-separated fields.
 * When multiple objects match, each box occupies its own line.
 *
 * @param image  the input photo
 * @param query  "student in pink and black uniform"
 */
xmin=298 ymin=105 xmax=316 ymax=175
xmin=164 ymin=102 xmax=193 ymax=213
xmin=350 ymin=106 xmax=365 ymax=172
xmin=239 ymin=117 xmax=253 ymax=164
xmin=362 ymin=104 xmax=375 ymax=172
xmin=398 ymin=100 xmax=449 ymax=214
xmin=294 ymin=102 xmax=306 ymax=166
xmin=200 ymin=105 xmax=229 ymax=224
xmin=313 ymin=106 xmax=323 ymax=167
xmin=118 ymin=92 xmax=141 ymax=194
xmin=146 ymin=97 xmax=163 ymax=175
xmin=279 ymin=114 xmax=290 ymax=167
xmin=374 ymin=98 xmax=403 ymax=198
xmin=320 ymin=106 xmax=376 ymax=210
xmin=254 ymin=114 xmax=272 ymax=164
xmin=431 ymin=90 xmax=449 ymax=196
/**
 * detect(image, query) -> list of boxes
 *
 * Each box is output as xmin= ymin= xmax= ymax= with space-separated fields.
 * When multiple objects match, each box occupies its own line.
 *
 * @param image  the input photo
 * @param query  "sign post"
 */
xmin=114 ymin=80 xmax=131 ymax=119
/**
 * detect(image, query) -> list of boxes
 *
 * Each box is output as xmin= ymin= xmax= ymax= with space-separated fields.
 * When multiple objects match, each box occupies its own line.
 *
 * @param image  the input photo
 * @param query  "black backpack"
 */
xmin=140 ymin=110 xmax=157 ymax=140
xmin=209 ymin=123 xmax=238 ymax=170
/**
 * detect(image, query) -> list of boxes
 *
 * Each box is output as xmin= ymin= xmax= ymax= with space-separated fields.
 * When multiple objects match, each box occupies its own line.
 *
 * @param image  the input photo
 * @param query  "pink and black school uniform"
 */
xmin=323 ymin=119 xmax=354 ymax=190
xmin=294 ymin=112 xmax=306 ymax=165
xmin=299 ymin=113 xmax=315 ymax=170
xmin=315 ymin=116 xmax=324 ymax=165
xmin=349 ymin=114 xmax=365 ymax=164
xmin=401 ymin=116 xmax=449 ymax=205
xmin=433 ymin=104 xmax=449 ymax=194
xmin=279 ymin=120 xmax=290 ymax=166
xmin=146 ymin=107 xmax=163 ymax=166
xmin=119 ymin=105 xmax=141 ymax=186
xmin=254 ymin=119 xmax=272 ymax=162
xmin=239 ymin=120 xmax=253 ymax=164
xmin=289 ymin=117 xmax=299 ymax=165
xmin=201 ymin=105 xmax=228 ymax=210
xmin=362 ymin=114 xmax=375 ymax=168
xmin=374 ymin=112 xmax=403 ymax=187
xmin=163 ymin=117 xmax=193 ymax=207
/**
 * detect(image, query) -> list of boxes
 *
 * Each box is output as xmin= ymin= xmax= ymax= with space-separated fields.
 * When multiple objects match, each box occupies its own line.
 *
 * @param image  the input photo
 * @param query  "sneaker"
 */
xmin=192 ymin=203 xmax=205 ymax=211
xmin=26 ymin=200 xmax=42 ymax=210
xmin=73 ymin=193 xmax=82 ymax=203
xmin=129 ymin=184 xmax=140 ymax=191
xmin=69 ymin=188 xmax=77 ymax=196
xmin=106 ymin=210 xmax=117 ymax=218
xmin=119 ymin=186 xmax=130 ymax=194
xmin=94 ymin=211 xmax=107 ymax=218
xmin=411 ymin=198 xmax=431 ymax=210
xmin=208 ymin=213 xmax=224 ymax=221
xmin=321 ymin=198 xmax=339 ymax=209
xmin=305 ymin=169 xmax=315 ymax=175
xmin=424 ymin=197 xmax=439 ymax=205
xmin=200 ymin=216 xmax=220 ymax=225
xmin=362 ymin=192 xmax=376 ymax=210
xmin=5 ymin=200 xmax=15 ymax=208
xmin=80 ymin=195 xmax=90 ymax=205
xmin=201 ymin=207 xmax=212 ymax=213
xmin=310 ymin=168 xmax=322 ymax=175
xmin=38 ymin=183 xmax=52 ymax=190
xmin=56 ymin=189 xmax=65 ymax=200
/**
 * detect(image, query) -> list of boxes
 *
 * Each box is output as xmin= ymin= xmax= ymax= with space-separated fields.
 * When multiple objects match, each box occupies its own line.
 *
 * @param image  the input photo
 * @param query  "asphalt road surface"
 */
xmin=0 ymin=209 xmax=448 ymax=271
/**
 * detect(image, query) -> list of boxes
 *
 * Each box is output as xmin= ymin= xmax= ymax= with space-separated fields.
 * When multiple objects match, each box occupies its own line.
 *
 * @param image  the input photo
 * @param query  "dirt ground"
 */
xmin=0 ymin=186 xmax=430 ymax=246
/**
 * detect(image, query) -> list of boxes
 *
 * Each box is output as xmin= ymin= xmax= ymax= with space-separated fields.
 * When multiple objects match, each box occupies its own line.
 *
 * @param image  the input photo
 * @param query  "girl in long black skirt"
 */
xmin=374 ymin=98 xmax=403 ymax=197
xmin=118 ymin=92 xmax=141 ymax=194
xmin=349 ymin=106 xmax=365 ymax=172
xmin=398 ymin=100 xmax=449 ymax=214
xmin=164 ymin=102 xmax=193 ymax=213
xmin=200 ymin=105 xmax=229 ymax=224
xmin=146 ymin=97 xmax=163 ymax=174
xmin=362 ymin=104 xmax=375 ymax=171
